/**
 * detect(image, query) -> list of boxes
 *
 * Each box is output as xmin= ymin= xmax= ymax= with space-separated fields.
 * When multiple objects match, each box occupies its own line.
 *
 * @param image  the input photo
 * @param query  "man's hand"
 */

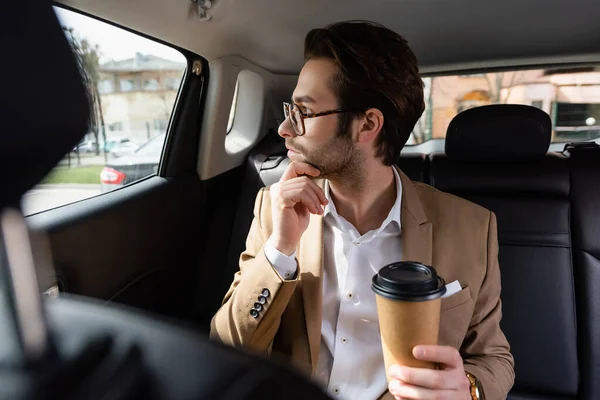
xmin=388 ymin=345 xmax=471 ymax=400
xmin=269 ymin=162 xmax=328 ymax=255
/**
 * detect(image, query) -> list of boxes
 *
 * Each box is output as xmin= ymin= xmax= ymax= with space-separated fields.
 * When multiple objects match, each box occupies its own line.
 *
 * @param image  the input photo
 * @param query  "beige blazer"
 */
xmin=211 ymin=168 xmax=514 ymax=400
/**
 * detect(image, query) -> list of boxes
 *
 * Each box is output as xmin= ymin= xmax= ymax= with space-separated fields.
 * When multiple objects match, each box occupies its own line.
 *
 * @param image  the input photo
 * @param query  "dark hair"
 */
xmin=304 ymin=21 xmax=424 ymax=165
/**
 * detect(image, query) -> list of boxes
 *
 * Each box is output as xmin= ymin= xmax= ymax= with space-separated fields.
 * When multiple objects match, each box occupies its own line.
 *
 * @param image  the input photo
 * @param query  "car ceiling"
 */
xmin=57 ymin=0 xmax=600 ymax=74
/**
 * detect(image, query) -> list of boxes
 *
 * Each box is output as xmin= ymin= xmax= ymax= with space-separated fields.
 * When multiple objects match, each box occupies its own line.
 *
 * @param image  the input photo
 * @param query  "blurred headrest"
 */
xmin=445 ymin=105 xmax=551 ymax=160
xmin=1 ymin=2 xmax=90 ymax=209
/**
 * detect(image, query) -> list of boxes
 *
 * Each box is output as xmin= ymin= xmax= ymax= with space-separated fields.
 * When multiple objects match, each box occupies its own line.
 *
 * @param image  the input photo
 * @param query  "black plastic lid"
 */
xmin=371 ymin=261 xmax=446 ymax=301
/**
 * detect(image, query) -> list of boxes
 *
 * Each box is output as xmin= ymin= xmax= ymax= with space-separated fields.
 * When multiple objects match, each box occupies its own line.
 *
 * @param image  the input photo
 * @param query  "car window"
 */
xmin=407 ymin=66 xmax=600 ymax=145
xmin=21 ymin=7 xmax=186 ymax=216
xmin=135 ymin=134 xmax=166 ymax=156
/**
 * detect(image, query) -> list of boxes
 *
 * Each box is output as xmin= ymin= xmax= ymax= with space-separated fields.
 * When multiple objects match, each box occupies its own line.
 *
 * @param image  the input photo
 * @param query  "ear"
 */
xmin=356 ymin=108 xmax=384 ymax=144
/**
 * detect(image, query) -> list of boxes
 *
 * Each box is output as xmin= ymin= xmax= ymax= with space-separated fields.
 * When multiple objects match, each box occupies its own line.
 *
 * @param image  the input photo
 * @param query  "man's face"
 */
xmin=278 ymin=58 xmax=361 ymax=180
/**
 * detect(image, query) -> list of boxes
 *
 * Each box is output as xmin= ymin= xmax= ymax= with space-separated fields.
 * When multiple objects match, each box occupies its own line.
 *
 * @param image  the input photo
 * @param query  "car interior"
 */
xmin=5 ymin=0 xmax=600 ymax=399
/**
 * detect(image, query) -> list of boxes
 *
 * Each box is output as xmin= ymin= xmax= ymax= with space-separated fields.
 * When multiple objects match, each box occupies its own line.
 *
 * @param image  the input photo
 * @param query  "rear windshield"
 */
xmin=408 ymin=66 xmax=600 ymax=145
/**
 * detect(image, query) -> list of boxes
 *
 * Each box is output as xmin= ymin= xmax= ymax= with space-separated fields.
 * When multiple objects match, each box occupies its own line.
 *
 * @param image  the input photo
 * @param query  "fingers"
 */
xmin=389 ymin=365 xmax=467 ymax=391
xmin=272 ymin=177 xmax=327 ymax=213
xmin=389 ymin=380 xmax=456 ymax=400
xmin=295 ymin=202 xmax=310 ymax=220
xmin=280 ymin=162 xmax=321 ymax=182
xmin=413 ymin=345 xmax=464 ymax=369
xmin=271 ymin=177 xmax=327 ymax=215
xmin=387 ymin=347 xmax=471 ymax=399
xmin=282 ymin=177 xmax=328 ymax=206
xmin=283 ymin=188 xmax=323 ymax=215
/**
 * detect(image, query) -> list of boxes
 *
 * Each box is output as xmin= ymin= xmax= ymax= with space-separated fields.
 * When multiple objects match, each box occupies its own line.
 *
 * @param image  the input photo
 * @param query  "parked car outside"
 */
xmin=108 ymin=141 xmax=140 ymax=159
xmin=100 ymin=134 xmax=165 ymax=192
xmin=104 ymin=138 xmax=131 ymax=153
xmin=74 ymin=140 xmax=98 ymax=153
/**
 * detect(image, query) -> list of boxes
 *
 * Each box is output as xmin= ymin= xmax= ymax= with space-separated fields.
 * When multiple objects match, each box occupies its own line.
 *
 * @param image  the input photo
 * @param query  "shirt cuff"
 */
xmin=264 ymin=240 xmax=298 ymax=280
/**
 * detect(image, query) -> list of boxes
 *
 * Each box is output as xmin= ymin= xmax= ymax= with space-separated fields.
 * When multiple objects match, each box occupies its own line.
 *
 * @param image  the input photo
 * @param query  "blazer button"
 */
xmin=253 ymin=302 xmax=263 ymax=312
xmin=250 ymin=309 xmax=259 ymax=318
xmin=261 ymin=288 xmax=271 ymax=298
xmin=257 ymin=295 xmax=267 ymax=305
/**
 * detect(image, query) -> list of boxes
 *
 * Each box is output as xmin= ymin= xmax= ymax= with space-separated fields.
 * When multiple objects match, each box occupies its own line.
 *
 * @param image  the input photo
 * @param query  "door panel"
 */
xmin=27 ymin=175 xmax=206 ymax=320
xmin=20 ymin=6 xmax=221 ymax=322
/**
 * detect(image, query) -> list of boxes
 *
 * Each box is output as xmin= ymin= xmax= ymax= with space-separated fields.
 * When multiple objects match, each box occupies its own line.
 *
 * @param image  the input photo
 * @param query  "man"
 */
xmin=211 ymin=21 xmax=514 ymax=400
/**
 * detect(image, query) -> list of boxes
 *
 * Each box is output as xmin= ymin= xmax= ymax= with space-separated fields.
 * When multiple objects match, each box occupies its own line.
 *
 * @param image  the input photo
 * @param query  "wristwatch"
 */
xmin=465 ymin=372 xmax=485 ymax=400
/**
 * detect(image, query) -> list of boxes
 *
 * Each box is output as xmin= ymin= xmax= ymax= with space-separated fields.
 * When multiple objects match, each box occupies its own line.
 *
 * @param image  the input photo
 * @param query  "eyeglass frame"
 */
xmin=282 ymin=102 xmax=359 ymax=136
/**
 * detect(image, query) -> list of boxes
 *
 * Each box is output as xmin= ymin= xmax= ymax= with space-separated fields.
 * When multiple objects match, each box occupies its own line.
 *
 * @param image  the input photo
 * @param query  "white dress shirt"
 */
xmin=264 ymin=168 xmax=403 ymax=400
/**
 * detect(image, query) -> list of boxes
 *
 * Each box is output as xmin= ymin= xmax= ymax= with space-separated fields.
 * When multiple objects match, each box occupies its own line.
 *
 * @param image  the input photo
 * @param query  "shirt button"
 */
xmin=341 ymin=337 xmax=348 ymax=344
xmin=332 ymin=387 xmax=340 ymax=395
xmin=347 ymin=291 xmax=354 ymax=299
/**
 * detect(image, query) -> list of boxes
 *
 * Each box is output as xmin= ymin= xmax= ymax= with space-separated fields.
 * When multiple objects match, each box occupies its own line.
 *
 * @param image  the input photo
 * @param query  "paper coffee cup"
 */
xmin=371 ymin=261 xmax=446 ymax=381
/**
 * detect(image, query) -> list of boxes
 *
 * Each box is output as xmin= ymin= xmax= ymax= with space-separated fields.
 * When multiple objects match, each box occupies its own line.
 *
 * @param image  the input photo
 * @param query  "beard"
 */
xmin=286 ymin=131 xmax=363 ymax=184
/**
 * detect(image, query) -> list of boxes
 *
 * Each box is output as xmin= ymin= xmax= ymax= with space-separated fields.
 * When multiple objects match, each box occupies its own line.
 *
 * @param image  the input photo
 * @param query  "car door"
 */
xmin=25 ymin=6 xmax=247 ymax=325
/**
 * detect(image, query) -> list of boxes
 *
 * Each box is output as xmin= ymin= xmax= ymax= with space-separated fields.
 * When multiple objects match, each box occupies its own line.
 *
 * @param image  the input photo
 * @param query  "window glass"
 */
xmin=165 ymin=77 xmax=181 ymax=90
xmin=98 ymin=79 xmax=114 ymax=94
xmin=408 ymin=67 xmax=600 ymax=145
xmin=108 ymin=122 xmax=123 ymax=132
xmin=136 ymin=133 xmax=167 ymax=156
xmin=144 ymin=79 xmax=159 ymax=91
xmin=154 ymin=119 xmax=169 ymax=133
xmin=21 ymin=7 xmax=187 ymax=216
xmin=119 ymin=79 xmax=135 ymax=92
xmin=531 ymin=100 xmax=543 ymax=109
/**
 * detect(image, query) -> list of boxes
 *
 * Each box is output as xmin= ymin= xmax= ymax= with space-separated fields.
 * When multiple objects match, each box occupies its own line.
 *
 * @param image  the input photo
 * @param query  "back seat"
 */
xmin=565 ymin=142 xmax=600 ymax=400
xmin=430 ymin=105 xmax=577 ymax=400
xmin=223 ymin=108 xmax=600 ymax=399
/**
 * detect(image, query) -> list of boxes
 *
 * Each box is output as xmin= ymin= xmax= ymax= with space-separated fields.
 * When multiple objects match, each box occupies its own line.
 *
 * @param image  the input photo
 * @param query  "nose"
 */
xmin=278 ymin=116 xmax=296 ymax=139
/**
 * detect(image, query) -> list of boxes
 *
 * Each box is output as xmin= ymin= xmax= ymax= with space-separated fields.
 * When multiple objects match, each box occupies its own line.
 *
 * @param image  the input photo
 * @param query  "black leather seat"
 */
xmin=566 ymin=142 xmax=600 ymax=400
xmin=430 ymin=105 xmax=578 ymax=400
xmin=397 ymin=152 xmax=429 ymax=184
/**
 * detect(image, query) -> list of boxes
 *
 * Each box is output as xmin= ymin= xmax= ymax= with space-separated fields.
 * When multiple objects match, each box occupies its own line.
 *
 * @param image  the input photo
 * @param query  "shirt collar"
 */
xmin=323 ymin=167 xmax=403 ymax=234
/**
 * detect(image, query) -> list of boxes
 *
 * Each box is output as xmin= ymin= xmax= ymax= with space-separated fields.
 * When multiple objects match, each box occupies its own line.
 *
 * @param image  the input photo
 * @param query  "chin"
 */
xmin=288 ymin=153 xmax=303 ymax=161
xmin=289 ymin=153 xmax=315 ymax=167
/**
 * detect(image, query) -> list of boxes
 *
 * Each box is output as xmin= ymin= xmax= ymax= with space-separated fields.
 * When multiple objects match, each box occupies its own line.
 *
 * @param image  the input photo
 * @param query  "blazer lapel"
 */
xmin=396 ymin=167 xmax=432 ymax=266
xmin=297 ymin=172 xmax=431 ymax=377
xmin=373 ymin=168 xmax=433 ymax=400
xmin=298 ymin=179 xmax=325 ymax=374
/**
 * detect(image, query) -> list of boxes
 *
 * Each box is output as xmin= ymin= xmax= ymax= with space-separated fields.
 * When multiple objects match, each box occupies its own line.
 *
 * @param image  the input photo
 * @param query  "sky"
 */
xmin=54 ymin=7 xmax=185 ymax=64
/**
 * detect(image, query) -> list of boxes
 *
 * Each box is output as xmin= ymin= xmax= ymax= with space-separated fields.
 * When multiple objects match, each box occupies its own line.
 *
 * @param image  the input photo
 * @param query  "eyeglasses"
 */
xmin=282 ymin=102 xmax=355 ymax=136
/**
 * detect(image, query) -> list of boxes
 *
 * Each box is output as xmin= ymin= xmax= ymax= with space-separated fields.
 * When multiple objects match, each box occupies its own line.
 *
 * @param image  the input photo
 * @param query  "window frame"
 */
xmin=21 ymin=4 xmax=203 ymax=216
xmin=53 ymin=3 xmax=196 ymax=179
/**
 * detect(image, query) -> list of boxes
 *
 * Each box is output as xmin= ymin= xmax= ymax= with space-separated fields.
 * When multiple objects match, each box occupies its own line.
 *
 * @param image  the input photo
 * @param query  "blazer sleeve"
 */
xmin=462 ymin=211 xmax=515 ymax=400
xmin=210 ymin=187 xmax=299 ymax=354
